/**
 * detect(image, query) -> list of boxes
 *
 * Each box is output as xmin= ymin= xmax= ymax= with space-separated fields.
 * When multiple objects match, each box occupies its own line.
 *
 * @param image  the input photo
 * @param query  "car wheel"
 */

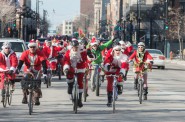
xmin=157 ymin=66 xmax=160 ymax=69
xmin=161 ymin=66 xmax=165 ymax=69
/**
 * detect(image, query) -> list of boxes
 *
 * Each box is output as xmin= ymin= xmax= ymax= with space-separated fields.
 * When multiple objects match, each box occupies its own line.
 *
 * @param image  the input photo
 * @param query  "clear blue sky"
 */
xmin=31 ymin=0 xmax=80 ymax=30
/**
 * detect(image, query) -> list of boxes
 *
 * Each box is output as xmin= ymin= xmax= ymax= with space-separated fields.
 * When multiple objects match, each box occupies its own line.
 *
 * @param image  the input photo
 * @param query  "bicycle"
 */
xmin=106 ymin=74 xmax=119 ymax=113
xmin=71 ymin=70 xmax=79 ymax=114
xmin=21 ymin=71 xmax=41 ymax=115
xmin=0 ymin=70 xmax=13 ymax=107
xmin=134 ymin=62 xmax=152 ymax=104
xmin=45 ymin=67 xmax=52 ymax=88
xmin=56 ymin=53 xmax=63 ymax=80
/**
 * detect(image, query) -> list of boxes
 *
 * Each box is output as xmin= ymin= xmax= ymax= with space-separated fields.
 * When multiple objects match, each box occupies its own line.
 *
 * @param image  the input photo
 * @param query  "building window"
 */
xmin=66 ymin=31 xmax=68 ymax=34
xmin=66 ymin=27 xmax=68 ymax=29
xmin=69 ymin=27 xmax=71 ymax=29
xmin=69 ymin=31 xmax=71 ymax=34
xmin=69 ymin=22 xmax=71 ymax=25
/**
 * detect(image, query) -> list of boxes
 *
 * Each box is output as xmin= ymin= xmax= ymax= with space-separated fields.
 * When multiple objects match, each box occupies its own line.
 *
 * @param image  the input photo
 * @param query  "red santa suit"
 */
xmin=129 ymin=50 xmax=153 ymax=64
xmin=20 ymin=49 xmax=46 ymax=72
xmin=42 ymin=45 xmax=59 ymax=70
xmin=63 ymin=48 xmax=87 ymax=93
xmin=119 ymin=41 xmax=133 ymax=71
xmin=104 ymin=45 xmax=128 ymax=92
xmin=0 ymin=48 xmax=18 ymax=89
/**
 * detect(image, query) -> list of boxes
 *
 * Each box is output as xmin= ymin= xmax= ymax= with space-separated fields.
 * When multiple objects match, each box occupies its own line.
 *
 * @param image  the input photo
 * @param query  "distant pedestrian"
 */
xmin=170 ymin=51 xmax=173 ymax=60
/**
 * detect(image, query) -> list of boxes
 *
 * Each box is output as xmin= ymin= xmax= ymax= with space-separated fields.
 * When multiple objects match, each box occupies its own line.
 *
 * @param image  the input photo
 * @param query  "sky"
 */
xmin=31 ymin=0 xmax=80 ymax=30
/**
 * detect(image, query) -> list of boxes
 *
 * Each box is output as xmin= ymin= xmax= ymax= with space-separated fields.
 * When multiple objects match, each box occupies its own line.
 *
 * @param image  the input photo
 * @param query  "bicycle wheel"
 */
xmin=83 ymin=75 xmax=87 ymax=102
xmin=28 ymin=92 xmax=33 ymax=115
xmin=96 ymin=72 xmax=100 ymax=96
xmin=3 ymin=83 xmax=8 ymax=108
xmin=139 ymin=80 xmax=143 ymax=104
xmin=73 ymin=84 xmax=78 ymax=114
xmin=113 ymin=86 xmax=116 ymax=113
xmin=8 ymin=84 xmax=12 ymax=105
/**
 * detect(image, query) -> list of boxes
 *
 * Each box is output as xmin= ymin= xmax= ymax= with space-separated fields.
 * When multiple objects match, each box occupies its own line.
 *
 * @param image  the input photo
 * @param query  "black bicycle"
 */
xmin=21 ymin=71 xmax=41 ymax=115
xmin=83 ymin=72 xmax=88 ymax=102
xmin=72 ymin=73 xmax=79 ymax=114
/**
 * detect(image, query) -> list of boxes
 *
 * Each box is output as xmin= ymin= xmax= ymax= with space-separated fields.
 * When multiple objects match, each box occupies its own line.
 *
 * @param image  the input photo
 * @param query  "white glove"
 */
xmin=126 ymin=41 xmax=131 ymax=47
xmin=43 ymin=74 xmax=47 ymax=77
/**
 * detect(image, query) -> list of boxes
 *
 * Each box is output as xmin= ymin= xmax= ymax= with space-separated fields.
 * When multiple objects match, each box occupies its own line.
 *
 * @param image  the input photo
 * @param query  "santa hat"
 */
xmin=28 ymin=39 xmax=37 ymax=47
xmin=2 ymin=42 xmax=11 ymax=49
xmin=113 ymin=45 xmax=121 ymax=50
xmin=90 ymin=37 xmax=99 ymax=46
xmin=119 ymin=40 xmax=126 ymax=45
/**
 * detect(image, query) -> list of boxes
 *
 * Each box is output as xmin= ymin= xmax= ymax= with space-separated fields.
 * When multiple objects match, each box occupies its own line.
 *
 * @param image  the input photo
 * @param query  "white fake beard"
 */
xmin=70 ymin=49 xmax=81 ymax=68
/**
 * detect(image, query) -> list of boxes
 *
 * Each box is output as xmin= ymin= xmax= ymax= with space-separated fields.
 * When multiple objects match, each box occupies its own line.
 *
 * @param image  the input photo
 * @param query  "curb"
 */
xmin=165 ymin=59 xmax=185 ymax=66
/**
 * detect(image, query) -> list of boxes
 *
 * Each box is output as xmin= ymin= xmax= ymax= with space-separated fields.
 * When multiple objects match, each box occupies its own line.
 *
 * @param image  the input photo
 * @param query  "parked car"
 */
xmin=0 ymin=38 xmax=28 ymax=81
xmin=146 ymin=49 xmax=165 ymax=69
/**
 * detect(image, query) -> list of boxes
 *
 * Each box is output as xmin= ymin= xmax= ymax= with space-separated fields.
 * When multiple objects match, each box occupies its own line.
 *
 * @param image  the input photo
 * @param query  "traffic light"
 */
xmin=164 ymin=21 xmax=169 ymax=30
xmin=13 ymin=21 xmax=16 ymax=27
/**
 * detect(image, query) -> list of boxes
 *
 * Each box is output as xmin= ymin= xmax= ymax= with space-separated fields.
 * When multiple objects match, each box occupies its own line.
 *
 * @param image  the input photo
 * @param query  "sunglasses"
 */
xmin=29 ymin=46 xmax=36 ymax=49
xmin=138 ymin=46 xmax=144 ymax=49
xmin=92 ymin=45 xmax=98 ymax=47
xmin=115 ymin=50 xmax=121 ymax=51
xmin=5 ymin=47 xmax=10 ymax=49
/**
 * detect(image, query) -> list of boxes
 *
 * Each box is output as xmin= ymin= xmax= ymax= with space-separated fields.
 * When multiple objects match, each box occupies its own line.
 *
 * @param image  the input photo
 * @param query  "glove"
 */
xmin=150 ymin=61 xmax=154 ymax=65
xmin=7 ymin=70 xmax=14 ymax=75
xmin=15 ymin=69 xmax=20 ymax=74
xmin=107 ymin=65 xmax=111 ymax=71
xmin=87 ymin=49 xmax=92 ymax=55
xmin=60 ymin=41 xmax=63 ymax=45
xmin=119 ymin=72 xmax=125 ymax=79
xmin=112 ymin=37 xmax=118 ymax=42
xmin=64 ymin=69 xmax=69 ymax=75
xmin=43 ymin=74 xmax=47 ymax=78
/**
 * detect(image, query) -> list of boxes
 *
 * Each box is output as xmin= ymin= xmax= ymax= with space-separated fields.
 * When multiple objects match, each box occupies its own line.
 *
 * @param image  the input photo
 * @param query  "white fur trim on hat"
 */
xmin=28 ymin=42 xmax=37 ymax=47
xmin=113 ymin=45 xmax=121 ymax=50
xmin=90 ymin=42 xmax=98 ymax=46
xmin=126 ymin=41 xmax=131 ymax=47
xmin=119 ymin=41 xmax=125 ymax=45
xmin=2 ymin=42 xmax=11 ymax=49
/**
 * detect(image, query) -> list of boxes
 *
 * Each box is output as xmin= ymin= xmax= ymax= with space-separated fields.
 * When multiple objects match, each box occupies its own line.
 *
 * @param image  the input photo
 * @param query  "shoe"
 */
xmin=117 ymin=85 xmax=123 ymax=95
xmin=107 ymin=91 xmax=112 ymax=107
xmin=11 ymin=84 xmax=15 ymax=92
xmin=22 ymin=97 xmax=28 ymax=104
xmin=78 ymin=93 xmax=83 ymax=108
xmin=134 ymin=78 xmax=138 ymax=89
xmin=107 ymin=102 xmax=112 ymax=107
xmin=1 ymin=97 xmax=4 ymax=102
xmin=78 ymin=100 xmax=83 ymax=108
xmin=86 ymin=93 xmax=89 ymax=97
xmin=143 ymin=87 xmax=148 ymax=100
xmin=35 ymin=97 xmax=40 ymax=106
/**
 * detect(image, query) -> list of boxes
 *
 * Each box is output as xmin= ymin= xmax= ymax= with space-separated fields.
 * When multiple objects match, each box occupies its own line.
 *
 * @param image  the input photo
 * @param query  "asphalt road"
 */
xmin=0 ymin=62 xmax=185 ymax=122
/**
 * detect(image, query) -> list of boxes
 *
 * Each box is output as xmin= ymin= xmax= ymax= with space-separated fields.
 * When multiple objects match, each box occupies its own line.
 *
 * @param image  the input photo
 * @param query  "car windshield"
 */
xmin=0 ymin=42 xmax=25 ymax=52
xmin=147 ymin=50 xmax=163 ymax=55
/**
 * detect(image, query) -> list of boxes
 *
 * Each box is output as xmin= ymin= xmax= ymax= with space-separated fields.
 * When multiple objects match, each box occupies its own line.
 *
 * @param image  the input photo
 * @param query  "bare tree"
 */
xmin=0 ymin=0 xmax=16 ymax=22
xmin=167 ymin=8 xmax=185 ymax=59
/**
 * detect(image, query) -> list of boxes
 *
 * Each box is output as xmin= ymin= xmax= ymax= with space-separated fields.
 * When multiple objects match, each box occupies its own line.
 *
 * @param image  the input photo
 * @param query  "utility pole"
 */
xmin=164 ymin=0 xmax=168 ymax=57
xmin=137 ymin=0 xmax=141 ymax=43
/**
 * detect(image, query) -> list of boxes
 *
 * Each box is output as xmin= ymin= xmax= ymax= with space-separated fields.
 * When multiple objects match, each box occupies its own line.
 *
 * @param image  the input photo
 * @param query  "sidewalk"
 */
xmin=165 ymin=58 xmax=185 ymax=66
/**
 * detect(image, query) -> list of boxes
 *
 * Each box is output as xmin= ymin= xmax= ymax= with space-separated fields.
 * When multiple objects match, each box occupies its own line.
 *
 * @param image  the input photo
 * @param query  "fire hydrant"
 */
xmin=170 ymin=51 xmax=173 ymax=60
